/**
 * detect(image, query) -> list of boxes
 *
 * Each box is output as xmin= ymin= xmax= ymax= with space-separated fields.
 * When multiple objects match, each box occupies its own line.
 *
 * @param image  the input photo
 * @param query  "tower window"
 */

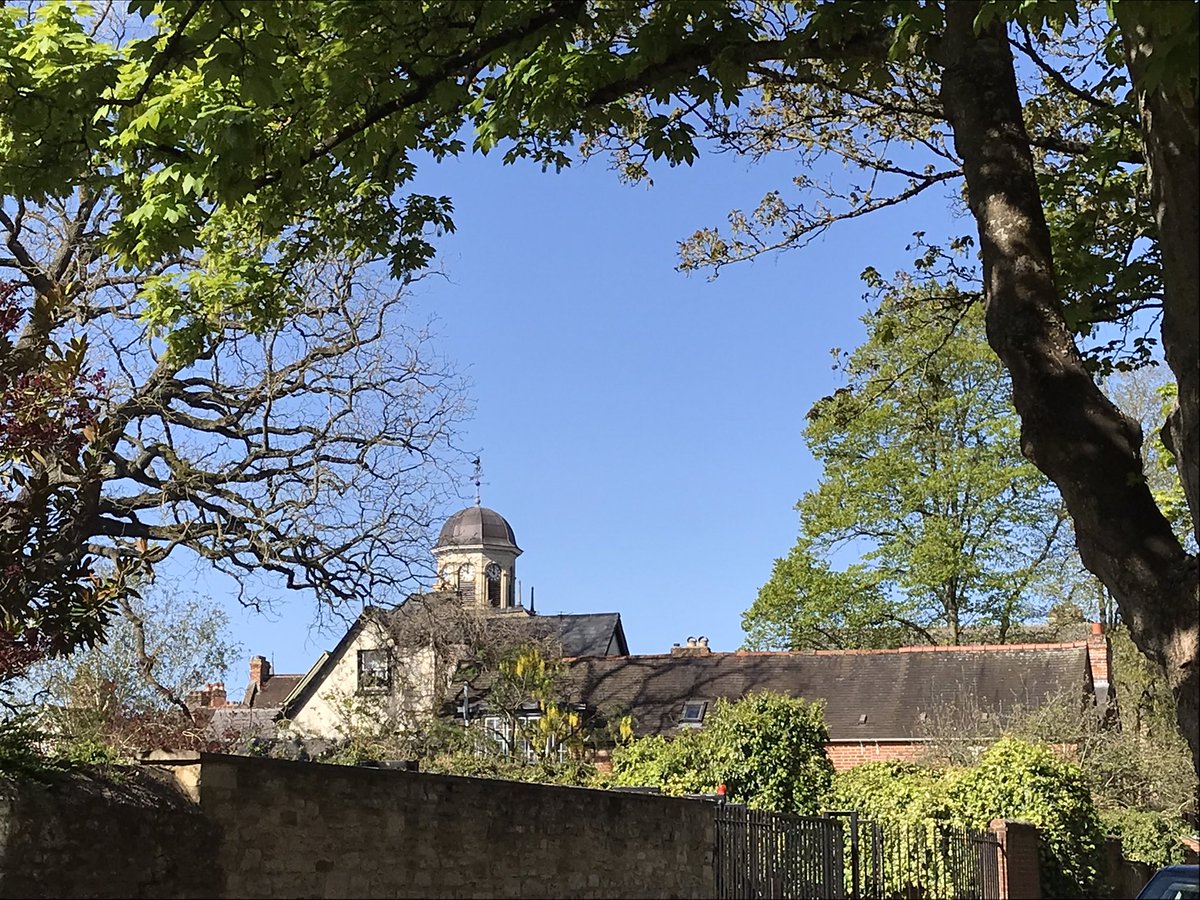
xmin=486 ymin=563 xmax=502 ymax=607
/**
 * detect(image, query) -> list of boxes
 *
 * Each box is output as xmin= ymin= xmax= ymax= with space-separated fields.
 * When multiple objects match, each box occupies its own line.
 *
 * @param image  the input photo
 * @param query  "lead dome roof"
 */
xmin=435 ymin=506 xmax=520 ymax=551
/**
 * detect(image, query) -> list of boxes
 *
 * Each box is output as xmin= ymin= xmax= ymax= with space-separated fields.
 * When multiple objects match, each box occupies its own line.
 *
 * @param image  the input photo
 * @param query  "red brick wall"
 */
xmin=825 ymin=741 xmax=926 ymax=771
xmin=991 ymin=819 xmax=1041 ymax=900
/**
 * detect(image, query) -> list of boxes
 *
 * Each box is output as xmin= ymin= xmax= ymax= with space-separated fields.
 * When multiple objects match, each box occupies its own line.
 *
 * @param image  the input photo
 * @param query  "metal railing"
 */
xmin=831 ymin=813 xmax=1001 ymax=900
xmin=714 ymin=805 xmax=1001 ymax=900
xmin=715 ymin=804 xmax=846 ymax=899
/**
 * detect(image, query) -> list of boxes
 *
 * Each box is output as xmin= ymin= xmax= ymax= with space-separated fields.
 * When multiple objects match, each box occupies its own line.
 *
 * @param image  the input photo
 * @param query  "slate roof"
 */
xmin=534 ymin=613 xmax=628 ymax=658
xmin=557 ymin=642 xmax=1095 ymax=741
xmin=242 ymin=674 xmax=304 ymax=709
xmin=203 ymin=706 xmax=283 ymax=740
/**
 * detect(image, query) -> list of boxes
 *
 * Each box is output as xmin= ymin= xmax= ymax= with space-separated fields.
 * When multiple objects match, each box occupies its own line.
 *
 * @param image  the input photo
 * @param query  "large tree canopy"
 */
xmin=745 ymin=285 xmax=1075 ymax=650
xmin=1 ymin=1 xmax=1196 ymax=775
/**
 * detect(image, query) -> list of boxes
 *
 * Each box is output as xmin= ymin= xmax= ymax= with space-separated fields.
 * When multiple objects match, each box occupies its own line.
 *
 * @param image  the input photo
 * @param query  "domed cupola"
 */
xmin=435 ymin=506 xmax=520 ymax=552
xmin=433 ymin=506 xmax=522 ymax=609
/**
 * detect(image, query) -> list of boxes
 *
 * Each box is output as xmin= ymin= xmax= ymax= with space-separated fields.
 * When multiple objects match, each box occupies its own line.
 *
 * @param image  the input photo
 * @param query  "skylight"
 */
xmin=680 ymin=700 xmax=708 ymax=725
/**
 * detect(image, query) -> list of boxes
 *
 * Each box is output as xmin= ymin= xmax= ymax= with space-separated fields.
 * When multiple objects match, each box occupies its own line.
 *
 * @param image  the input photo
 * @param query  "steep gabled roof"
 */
xmin=559 ymin=642 xmax=1095 ymax=742
xmin=279 ymin=599 xmax=629 ymax=719
xmin=535 ymin=613 xmax=628 ymax=658
xmin=242 ymin=673 xmax=305 ymax=709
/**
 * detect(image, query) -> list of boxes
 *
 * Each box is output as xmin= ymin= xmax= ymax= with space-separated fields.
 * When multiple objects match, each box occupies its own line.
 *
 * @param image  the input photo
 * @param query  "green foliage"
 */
xmin=50 ymin=733 xmax=125 ymax=771
xmin=0 ymin=710 xmax=60 ymax=781
xmin=422 ymin=752 xmax=596 ymax=788
xmin=833 ymin=739 xmax=1106 ymax=900
xmin=829 ymin=760 xmax=954 ymax=825
xmin=745 ymin=287 xmax=1074 ymax=651
xmin=607 ymin=691 xmax=833 ymax=815
xmin=1100 ymin=807 xmax=1190 ymax=868
xmin=951 ymin=738 xmax=1105 ymax=899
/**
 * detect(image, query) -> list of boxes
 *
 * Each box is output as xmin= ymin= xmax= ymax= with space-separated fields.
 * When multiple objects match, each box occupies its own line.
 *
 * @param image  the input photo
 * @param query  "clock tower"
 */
xmin=432 ymin=506 xmax=522 ymax=609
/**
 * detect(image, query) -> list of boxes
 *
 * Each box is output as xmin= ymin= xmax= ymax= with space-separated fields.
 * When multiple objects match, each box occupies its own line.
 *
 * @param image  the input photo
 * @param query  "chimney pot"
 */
xmin=1090 ymin=621 xmax=1103 ymax=636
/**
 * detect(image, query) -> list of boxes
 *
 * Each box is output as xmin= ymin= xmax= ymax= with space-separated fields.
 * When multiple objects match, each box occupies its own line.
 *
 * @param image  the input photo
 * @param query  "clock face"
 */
xmin=438 ymin=566 xmax=452 ymax=585
xmin=458 ymin=563 xmax=474 ymax=581
xmin=485 ymin=563 xmax=502 ymax=581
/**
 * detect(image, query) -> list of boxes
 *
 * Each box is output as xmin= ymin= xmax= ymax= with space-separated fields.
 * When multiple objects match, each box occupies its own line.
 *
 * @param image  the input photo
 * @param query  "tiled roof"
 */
xmin=558 ymin=643 xmax=1094 ymax=741
xmin=204 ymin=706 xmax=282 ymax=740
xmin=243 ymin=674 xmax=303 ymax=709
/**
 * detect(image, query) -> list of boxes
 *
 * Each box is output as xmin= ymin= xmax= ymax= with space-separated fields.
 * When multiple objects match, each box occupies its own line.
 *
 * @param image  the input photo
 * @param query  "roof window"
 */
xmin=680 ymin=700 xmax=708 ymax=726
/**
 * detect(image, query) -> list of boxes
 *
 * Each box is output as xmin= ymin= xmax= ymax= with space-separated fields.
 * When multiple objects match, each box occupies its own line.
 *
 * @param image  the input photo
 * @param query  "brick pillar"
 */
xmin=990 ymin=819 xmax=1041 ymax=900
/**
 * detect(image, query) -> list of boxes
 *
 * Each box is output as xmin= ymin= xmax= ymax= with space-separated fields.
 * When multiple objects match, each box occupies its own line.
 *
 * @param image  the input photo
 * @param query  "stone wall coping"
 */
xmin=137 ymin=749 xmax=202 ymax=764
xmin=141 ymin=750 xmax=719 ymax=813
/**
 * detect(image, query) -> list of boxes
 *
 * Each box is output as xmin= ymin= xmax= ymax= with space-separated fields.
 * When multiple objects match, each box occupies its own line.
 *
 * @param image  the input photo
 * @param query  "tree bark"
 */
xmin=1114 ymin=4 xmax=1200 ymax=552
xmin=937 ymin=2 xmax=1199 ymax=776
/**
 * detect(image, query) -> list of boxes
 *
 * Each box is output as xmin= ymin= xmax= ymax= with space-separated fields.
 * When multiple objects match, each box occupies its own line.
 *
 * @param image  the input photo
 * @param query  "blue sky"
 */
xmin=167 ymin=140 xmax=963 ymax=685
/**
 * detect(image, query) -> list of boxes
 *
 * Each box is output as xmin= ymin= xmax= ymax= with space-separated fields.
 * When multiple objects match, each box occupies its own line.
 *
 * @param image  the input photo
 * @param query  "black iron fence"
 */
xmin=714 ymin=805 xmax=1001 ymax=900
xmin=715 ymin=804 xmax=846 ymax=899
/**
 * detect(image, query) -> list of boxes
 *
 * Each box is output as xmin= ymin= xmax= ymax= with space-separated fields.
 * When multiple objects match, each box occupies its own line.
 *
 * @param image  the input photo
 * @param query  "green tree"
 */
xmin=607 ymin=691 xmax=833 ymax=816
xmin=1 ymin=1 xmax=1196 ymax=776
xmin=745 ymin=287 xmax=1071 ymax=649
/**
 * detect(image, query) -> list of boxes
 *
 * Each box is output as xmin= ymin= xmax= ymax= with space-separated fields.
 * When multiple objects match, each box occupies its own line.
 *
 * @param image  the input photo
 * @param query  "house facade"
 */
xmin=229 ymin=504 xmax=1114 ymax=770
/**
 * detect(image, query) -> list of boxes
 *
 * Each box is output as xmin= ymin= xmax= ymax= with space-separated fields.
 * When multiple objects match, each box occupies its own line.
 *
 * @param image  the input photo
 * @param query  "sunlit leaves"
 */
xmin=745 ymin=284 xmax=1076 ymax=650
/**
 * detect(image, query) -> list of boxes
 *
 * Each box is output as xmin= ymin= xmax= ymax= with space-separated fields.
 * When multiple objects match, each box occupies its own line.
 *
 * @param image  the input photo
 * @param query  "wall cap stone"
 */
xmin=138 ymin=749 xmax=202 ymax=764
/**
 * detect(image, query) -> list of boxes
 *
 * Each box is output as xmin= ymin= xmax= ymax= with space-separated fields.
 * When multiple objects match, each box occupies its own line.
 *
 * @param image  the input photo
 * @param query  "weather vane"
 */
xmin=473 ymin=456 xmax=482 ymax=506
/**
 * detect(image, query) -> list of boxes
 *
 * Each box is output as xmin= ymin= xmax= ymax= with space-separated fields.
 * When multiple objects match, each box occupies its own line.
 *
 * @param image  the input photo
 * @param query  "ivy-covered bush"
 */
xmin=829 ymin=760 xmax=953 ymax=825
xmin=1100 ymin=807 xmax=1190 ymax=868
xmin=949 ymin=737 xmax=1104 ymax=899
xmin=829 ymin=739 xmax=1106 ymax=899
xmin=831 ymin=761 xmax=970 ymax=898
xmin=606 ymin=691 xmax=834 ymax=815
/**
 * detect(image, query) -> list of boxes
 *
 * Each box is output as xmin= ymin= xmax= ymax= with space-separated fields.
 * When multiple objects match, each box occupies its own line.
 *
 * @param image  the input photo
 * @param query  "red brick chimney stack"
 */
xmin=249 ymin=655 xmax=271 ymax=687
xmin=670 ymin=636 xmax=713 ymax=657
xmin=1088 ymin=622 xmax=1112 ymax=705
xmin=207 ymin=682 xmax=227 ymax=708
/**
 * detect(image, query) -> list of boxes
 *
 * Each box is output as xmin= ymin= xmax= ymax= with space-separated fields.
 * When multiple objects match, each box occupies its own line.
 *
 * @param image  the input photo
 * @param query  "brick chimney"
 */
xmin=671 ymin=636 xmax=712 ymax=657
xmin=1088 ymin=622 xmax=1112 ymax=707
xmin=207 ymin=682 xmax=227 ymax=708
xmin=185 ymin=682 xmax=228 ymax=709
xmin=249 ymin=654 xmax=271 ymax=687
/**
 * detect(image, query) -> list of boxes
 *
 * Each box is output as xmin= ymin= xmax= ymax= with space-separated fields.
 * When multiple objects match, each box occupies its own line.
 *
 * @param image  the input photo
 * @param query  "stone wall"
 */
xmin=184 ymin=753 xmax=714 ymax=899
xmin=0 ymin=769 xmax=220 ymax=899
xmin=2 ymin=754 xmax=714 ymax=899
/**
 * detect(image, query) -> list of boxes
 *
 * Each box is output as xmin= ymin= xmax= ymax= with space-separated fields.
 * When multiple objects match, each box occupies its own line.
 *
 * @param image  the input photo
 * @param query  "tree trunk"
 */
xmin=937 ymin=2 xmax=1199 ymax=777
xmin=1114 ymin=3 xmax=1200 ymax=551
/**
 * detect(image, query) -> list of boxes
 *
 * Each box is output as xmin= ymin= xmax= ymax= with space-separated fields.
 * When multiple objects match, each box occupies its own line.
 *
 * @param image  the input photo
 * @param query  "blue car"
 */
xmin=1137 ymin=865 xmax=1200 ymax=900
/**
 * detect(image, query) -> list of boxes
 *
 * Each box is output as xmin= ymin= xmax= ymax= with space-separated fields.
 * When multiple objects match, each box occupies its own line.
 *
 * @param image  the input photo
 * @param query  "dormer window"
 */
xmin=680 ymin=700 xmax=707 ymax=727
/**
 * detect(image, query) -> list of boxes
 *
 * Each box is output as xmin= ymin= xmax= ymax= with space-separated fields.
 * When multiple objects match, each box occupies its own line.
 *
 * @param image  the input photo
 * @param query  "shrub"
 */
xmin=830 ymin=760 xmax=954 ymax=824
xmin=830 ymin=739 xmax=1106 ymax=900
xmin=606 ymin=691 xmax=834 ymax=815
xmin=1100 ymin=807 xmax=1190 ymax=868
xmin=950 ymin=737 xmax=1105 ymax=899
